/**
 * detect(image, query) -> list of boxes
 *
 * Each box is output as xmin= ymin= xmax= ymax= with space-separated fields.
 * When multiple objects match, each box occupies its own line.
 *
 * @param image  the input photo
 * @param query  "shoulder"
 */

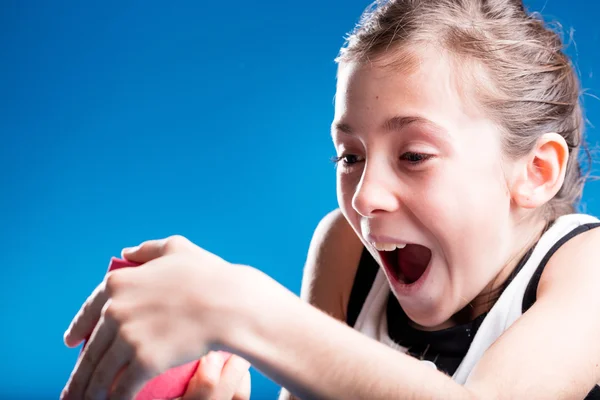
xmin=463 ymin=219 xmax=600 ymax=397
xmin=538 ymin=220 xmax=600 ymax=301
xmin=534 ymin=221 xmax=600 ymax=382
xmin=300 ymin=208 xmax=364 ymax=323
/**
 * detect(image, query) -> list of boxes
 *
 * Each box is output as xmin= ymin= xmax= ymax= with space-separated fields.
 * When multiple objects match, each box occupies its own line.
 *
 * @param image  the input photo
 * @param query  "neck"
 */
xmin=406 ymin=215 xmax=551 ymax=331
xmin=453 ymin=216 xmax=550 ymax=325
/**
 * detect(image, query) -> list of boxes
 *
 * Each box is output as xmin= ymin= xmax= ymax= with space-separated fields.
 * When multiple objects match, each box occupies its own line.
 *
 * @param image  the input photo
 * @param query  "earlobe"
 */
xmin=511 ymin=133 xmax=568 ymax=209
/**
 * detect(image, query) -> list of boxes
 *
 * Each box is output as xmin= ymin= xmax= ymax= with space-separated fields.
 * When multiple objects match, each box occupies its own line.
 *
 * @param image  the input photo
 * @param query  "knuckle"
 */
xmin=196 ymin=376 xmax=218 ymax=394
xmin=118 ymin=324 xmax=140 ymax=348
xmin=164 ymin=235 xmax=191 ymax=252
xmin=105 ymin=270 xmax=125 ymax=293
xmin=103 ymin=301 xmax=128 ymax=323
xmin=79 ymin=349 xmax=95 ymax=369
xmin=85 ymin=348 xmax=100 ymax=367
xmin=130 ymin=239 xmax=151 ymax=254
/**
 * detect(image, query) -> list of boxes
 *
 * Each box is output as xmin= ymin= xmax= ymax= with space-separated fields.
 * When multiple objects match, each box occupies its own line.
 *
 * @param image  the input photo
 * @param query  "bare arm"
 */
xmin=230 ymin=224 xmax=600 ymax=399
xmin=278 ymin=209 xmax=364 ymax=400
xmin=463 ymin=227 xmax=600 ymax=397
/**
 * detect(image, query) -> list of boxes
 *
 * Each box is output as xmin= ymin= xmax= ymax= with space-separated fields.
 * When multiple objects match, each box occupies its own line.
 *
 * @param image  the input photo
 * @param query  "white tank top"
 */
xmin=352 ymin=213 xmax=600 ymax=384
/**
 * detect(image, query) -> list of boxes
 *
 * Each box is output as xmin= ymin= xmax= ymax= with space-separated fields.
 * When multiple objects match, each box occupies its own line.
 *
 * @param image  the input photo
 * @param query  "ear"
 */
xmin=511 ymin=133 xmax=569 ymax=209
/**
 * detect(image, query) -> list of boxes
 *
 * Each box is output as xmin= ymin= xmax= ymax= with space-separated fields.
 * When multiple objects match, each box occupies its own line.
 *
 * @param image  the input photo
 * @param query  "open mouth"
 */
xmin=379 ymin=244 xmax=432 ymax=285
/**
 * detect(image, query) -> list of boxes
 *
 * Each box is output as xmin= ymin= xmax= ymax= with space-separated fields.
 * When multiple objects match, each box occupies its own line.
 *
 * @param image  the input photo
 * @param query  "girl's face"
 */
xmin=333 ymin=49 xmax=524 ymax=329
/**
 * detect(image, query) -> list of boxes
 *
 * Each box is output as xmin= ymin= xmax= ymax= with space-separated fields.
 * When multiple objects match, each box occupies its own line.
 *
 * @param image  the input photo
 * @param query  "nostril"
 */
xmin=350 ymin=168 xmax=403 ymax=217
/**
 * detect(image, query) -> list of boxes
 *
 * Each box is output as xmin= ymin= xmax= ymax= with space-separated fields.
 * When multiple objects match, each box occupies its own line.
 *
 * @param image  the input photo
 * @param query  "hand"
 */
xmin=183 ymin=351 xmax=251 ymax=400
xmin=61 ymin=235 xmax=255 ymax=400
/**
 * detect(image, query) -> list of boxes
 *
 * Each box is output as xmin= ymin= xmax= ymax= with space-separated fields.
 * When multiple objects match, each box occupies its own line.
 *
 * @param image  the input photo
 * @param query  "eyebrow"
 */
xmin=332 ymin=115 xmax=449 ymax=140
xmin=383 ymin=116 xmax=445 ymax=134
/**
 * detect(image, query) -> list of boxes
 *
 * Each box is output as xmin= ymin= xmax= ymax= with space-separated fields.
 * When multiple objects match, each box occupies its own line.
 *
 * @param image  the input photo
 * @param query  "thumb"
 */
xmin=121 ymin=235 xmax=194 ymax=263
xmin=183 ymin=352 xmax=227 ymax=400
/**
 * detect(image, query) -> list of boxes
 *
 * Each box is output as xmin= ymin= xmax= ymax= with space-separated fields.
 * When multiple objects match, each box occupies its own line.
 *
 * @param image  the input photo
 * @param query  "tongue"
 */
xmin=396 ymin=244 xmax=431 ymax=283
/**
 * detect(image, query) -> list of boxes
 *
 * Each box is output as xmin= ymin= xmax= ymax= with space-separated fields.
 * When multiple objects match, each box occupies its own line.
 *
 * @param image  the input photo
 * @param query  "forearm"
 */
xmin=226 ymin=273 xmax=477 ymax=400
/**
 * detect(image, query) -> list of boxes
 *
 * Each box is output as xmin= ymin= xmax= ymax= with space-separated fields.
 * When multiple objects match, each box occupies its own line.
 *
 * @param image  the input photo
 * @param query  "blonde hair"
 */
xmin=336 ymin=0 xmax=589 ymax=221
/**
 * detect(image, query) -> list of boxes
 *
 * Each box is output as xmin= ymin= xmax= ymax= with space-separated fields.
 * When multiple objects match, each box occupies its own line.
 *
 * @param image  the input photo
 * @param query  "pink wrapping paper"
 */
xmin=80 ymin=257 xmax=209 ymax=400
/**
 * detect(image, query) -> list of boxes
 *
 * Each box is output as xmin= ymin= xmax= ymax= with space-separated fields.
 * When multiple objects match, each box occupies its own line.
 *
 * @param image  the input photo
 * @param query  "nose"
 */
xmin=351 ymin=160 xmax=401 ymax=217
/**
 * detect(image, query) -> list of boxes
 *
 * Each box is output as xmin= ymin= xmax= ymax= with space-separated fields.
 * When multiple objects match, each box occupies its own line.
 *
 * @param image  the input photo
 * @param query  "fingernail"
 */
xmin=201 ymin=353 xmax=222 ymax=382
xmin=63 ymin=329 xmax=71 ymax=344
xmin=122 ymin=245 xmax=139 ymax=254
xmin=207 ymin=351 xmax=223 ymax=366
xmin=203 ymin=352 xmax=226 ymax=376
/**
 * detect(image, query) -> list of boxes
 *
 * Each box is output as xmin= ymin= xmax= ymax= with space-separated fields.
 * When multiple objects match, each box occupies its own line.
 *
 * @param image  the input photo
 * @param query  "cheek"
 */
xmin=468 ymin=157 xmax=511 ymax=213
xmin=429 ymin=152 xmax=508 ymax=214
xmin=336 ymin=171 xmax=359 ymax=205
xmin=415 ymin=156 xmax=510 ymax=250
xmin=336 ymin=171 xmax=365 ymax=231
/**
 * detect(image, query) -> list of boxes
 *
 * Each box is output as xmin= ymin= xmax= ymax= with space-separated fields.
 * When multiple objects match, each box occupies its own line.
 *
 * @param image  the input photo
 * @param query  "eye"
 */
xmin=331 ymin=154 xmax=364 ymax=168
xmin=331 ymin=154 xmax=364 ymax=172
xmin=400 ymin=152 xmax=433 ymax=165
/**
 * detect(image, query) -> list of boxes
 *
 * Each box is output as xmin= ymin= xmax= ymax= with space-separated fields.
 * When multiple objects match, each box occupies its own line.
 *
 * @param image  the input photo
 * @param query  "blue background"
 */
xmin=1 ymin=1 xmax=599 ymax=398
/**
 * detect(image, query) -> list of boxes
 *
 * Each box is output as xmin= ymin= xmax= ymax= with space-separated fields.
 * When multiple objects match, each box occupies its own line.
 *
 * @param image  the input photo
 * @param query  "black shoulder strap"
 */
xmin=522 ymin=222 xmax=600 ymax=313
xmin=585 ymin=385 xmax=600 ymax=399
xmin=346 ymin=247 xmax=379 ymax=327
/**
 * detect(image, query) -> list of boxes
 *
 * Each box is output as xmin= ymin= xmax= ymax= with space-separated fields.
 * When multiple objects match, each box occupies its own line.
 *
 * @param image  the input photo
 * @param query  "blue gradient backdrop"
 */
xmin=2 ymin=1 xmax=599 ymax=398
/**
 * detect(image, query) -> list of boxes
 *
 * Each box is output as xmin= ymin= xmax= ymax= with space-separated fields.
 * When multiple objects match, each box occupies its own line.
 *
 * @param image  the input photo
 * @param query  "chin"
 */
xmin=400 ymin=299 xmax=457 ymax=329
xmin=388 ymin=277 xmax=460 ymax=330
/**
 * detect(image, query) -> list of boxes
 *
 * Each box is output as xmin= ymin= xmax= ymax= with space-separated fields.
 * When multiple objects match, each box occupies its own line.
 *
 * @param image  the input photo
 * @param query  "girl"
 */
xmin=61 ymin=0 xmax=600 ymax=399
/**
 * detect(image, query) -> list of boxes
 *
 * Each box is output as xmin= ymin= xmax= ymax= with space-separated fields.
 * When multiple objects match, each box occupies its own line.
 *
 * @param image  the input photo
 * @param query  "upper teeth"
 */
xmin=373 ymin=242 xmax=407 ymax=251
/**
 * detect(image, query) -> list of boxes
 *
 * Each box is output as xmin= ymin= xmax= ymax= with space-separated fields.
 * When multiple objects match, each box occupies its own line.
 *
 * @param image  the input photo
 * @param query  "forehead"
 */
xmin=334 ymin=48 xmax=478 ymax=128
xmin=332 ymin=48 xmax=503 ymax=154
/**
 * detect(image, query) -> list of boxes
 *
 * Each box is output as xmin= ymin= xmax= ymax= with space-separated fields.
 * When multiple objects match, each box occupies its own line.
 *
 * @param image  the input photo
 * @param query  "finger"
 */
xmin=182 ymin=352 xmax=227 ymax=400
xmin=108 ymin=358 xmax=154 ymax=400
xmin=120 ymin=239 xmax=164 ymax=263
xmin=213 ymin=355 xmax=251 ymax=400
xmin=84 ymin=338 xmax=132 ymax=400
xmin=232 ymin=370 xmax=251 ymax=400
xmin=121 ymin=235 xmax=193 ymax=263
xmin=64 ymin=281 xmax=110 ymax=348
xmin=61 ymin=312 xmax=117 ymax=400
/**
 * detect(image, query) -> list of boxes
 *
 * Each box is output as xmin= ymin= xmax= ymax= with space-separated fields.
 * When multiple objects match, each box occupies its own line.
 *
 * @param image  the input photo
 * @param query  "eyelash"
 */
xmin=330 ymin=154 xmax=362 ymax=166
xmin=330 ymin=152 xmax=433 ymax=168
